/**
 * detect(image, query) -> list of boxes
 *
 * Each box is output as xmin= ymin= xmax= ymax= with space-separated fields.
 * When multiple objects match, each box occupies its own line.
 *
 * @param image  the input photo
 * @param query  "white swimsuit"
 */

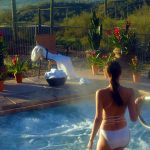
xmin=100 ymin=125 xmax=130 ymax=149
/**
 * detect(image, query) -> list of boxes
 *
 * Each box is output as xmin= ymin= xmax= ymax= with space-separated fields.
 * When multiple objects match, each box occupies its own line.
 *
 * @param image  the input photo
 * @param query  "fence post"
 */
xmin=126 ymin=1 xmax=128 ymax=18
xmin=50 ymin=0 xmax=54 ymax=34
xmin=11 ymin=0 xmax=17 ymax=42
xmin=104 ymin=0 xmax=107 ymax=16
xmin=38 ymin=8 xmax=42 ymax=33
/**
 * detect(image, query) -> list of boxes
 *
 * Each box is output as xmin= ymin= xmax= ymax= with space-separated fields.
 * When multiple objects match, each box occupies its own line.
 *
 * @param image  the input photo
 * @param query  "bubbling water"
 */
xmin=0 ymin=100 xmax=149 ymax=150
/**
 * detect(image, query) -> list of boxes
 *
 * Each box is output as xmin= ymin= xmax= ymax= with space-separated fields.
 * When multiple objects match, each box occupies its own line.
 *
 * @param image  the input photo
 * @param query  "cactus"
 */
xmin=88 ymin=10 xmax=103 ymax=50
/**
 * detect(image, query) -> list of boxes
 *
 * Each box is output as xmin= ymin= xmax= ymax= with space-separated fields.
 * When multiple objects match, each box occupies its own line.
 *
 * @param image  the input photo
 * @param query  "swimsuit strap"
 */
xmin=103 ymin=115 xmax=126 ymax=124
xmin=105 ymin=115 xmax=123 ymax=119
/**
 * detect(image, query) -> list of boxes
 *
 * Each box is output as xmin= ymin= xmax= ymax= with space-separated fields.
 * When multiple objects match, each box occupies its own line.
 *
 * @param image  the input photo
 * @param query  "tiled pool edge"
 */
xmin=0 ymin=93 xmax=94 ymax=116
xmin=1 ymin=89 xmax=149 ymax=116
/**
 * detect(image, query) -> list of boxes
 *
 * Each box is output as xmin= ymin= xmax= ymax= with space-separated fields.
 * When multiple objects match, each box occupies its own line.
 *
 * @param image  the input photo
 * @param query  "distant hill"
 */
xmin=0 ymin=0 xmax=49 ymax=9
xmin=16 ymin=2 xmax=94 ymax=23
xmin=1 ymin=0 xmax=149 ymax=25
xmin=0 ymin=0 xmax=103 ymax=9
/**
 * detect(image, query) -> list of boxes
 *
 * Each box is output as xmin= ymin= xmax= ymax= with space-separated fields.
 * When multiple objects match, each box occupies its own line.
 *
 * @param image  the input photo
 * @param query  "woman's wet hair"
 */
xmin=106 ymin=61 xmax=123 ymax=106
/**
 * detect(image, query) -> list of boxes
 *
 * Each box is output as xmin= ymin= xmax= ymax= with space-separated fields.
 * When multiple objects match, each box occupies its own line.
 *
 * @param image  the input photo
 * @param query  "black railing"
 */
xmin=1 ymin=24 xmax=150 ymax=61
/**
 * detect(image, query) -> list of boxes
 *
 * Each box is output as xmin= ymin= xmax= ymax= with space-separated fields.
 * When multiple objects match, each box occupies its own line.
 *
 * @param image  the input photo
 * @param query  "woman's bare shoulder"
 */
xmin=96 ymin=87 xmax=109 ymax=93
xmin=96 ymin=87 xmax=109 ymax=96
xmin=120 ymin=86 xmax=134 ymax=96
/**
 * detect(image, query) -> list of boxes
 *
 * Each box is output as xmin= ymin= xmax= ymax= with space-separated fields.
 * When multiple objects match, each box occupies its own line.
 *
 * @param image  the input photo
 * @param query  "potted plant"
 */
xmin=0 ymin=31 xmax=5 ymax=67
xmin=87 ymin=51 xmax=101 ymax=75
xmin=107 ymin=21 xmax=137 ymax=59
xmin=100 ymin=53 xmax=115 ymax=79
xmin=5 ymin=55 xmax=28 ymax=83
xmin=0 ymin=72 xmax=7 ymax=92
xmin=130 ymin=56 xmax=141 ymax=83
xmin=87 ymin=10 xmax=103 ymax=75
xmin=0 ymin=31 xmax=7 ymax=76
xmin=0 ymin=73 xmax=4 ymax=92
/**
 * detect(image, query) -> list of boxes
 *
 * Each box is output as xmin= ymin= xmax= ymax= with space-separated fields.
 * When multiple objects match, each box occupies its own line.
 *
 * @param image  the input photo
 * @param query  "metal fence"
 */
xmin=0 ymin=25 xmax=36 ymax=55
xmin=135 ymin=34 xmax=150 ymax=64
xmin=0 ymin=24 xmax=88 ymax=58
xmin=1 ymin=24 xmax=150 ymax=61
xmin=1 ymin=24 xmax=150 ymax=77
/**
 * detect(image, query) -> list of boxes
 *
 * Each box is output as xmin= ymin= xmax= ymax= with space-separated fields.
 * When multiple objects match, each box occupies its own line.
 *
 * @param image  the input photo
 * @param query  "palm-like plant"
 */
xmin=88 ymin=10 xmax=103 ymax=50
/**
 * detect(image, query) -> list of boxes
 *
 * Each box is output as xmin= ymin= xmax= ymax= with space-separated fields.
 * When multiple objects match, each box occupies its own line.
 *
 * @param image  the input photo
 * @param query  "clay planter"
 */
xmin=91 ymin=64 xmax=99 ymax=75
xmin=103 ymin=68 xmax=108 ymax=79
xmin=132 ymin=73 xmax=140 ymax=83
xmin=14 ymin=73 xmax=23 ymax=83
xmin=0 ymin=80 xmax=4 ymax=92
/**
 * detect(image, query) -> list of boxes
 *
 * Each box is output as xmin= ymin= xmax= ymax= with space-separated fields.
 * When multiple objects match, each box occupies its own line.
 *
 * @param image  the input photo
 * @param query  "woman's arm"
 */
xmin=135 ymin=96 xmax=145 ymax=115
xmin=87 ymin=90 xmax=103 ymax=150
xmin=127 ymin=89 xmax=138 ymax=122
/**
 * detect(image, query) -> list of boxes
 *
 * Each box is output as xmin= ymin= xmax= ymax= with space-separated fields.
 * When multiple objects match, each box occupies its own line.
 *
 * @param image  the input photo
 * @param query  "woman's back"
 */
xmin=88 ymin=61 xmax=139 ymax=150
xmin=100 ymin=86 xmax=134 ymax=130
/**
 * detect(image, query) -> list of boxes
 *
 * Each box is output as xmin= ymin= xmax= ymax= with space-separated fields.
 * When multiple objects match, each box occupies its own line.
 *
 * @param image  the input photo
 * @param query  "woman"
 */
xmin=87 ymin=61 xmax=143 ymax=150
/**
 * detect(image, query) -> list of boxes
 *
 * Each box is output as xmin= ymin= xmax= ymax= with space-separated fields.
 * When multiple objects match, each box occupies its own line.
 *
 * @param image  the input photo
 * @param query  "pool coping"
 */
xmin=0 ymin=69 xmax=150 ymax=116
xmin=0 ymin=76 xmax=99 ymax=116
xmin=0 ymin=93 xmax=94 ymax=116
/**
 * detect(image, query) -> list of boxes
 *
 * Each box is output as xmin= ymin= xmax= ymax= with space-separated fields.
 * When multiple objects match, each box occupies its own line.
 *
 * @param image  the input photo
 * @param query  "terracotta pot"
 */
xmin=14 ymin=73 xmax=23 ymax=83
xmin=133 ymin=73 xmax=140 ymax=83
xmin=0 ymin=80 xmax=4 ymax=92
xmin=103 ymin=68 xmax=108 ymax=79
xmin=91 ymin=65 xmax=99 ymax=75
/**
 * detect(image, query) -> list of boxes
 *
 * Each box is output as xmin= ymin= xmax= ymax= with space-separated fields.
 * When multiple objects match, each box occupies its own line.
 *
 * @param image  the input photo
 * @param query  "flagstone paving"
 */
xmin=0 ymin=69 xmax=150 ymax=116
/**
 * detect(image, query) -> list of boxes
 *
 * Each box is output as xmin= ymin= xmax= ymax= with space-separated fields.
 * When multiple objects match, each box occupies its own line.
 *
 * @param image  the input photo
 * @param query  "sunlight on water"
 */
xmin=0 ymin=100 xmax=149 ymax=150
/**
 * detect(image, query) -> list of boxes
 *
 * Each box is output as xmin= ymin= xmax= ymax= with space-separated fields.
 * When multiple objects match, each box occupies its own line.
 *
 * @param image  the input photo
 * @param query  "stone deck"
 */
xmin=0 ymin=69 xmax=150 ymax=116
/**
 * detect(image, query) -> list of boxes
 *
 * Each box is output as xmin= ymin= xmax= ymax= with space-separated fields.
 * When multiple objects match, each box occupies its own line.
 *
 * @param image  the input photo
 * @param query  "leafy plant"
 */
xmin=86 ymin=50 xmax=100 ymax=65
xmin=0 ymin=31 xmax=7 ymax=67
xmin=5 ymin=55 xmax=28 ymax=75
xmin=0 ymin=72 xmax=7 ymax=81
xmin=130 ymin=56 xmax=142 ymax=73
xmin=87 ymin=54 xmax=101 ymax=66
xmin=100 ymin=52 xmax=115 ymax=68
xmin=107 ymin=21 xmax=137 ymax=56
xmin=86 ymin=50 xmax=114 ymax=68
xmin=88 ymin=10 xmax=102 ymax=50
